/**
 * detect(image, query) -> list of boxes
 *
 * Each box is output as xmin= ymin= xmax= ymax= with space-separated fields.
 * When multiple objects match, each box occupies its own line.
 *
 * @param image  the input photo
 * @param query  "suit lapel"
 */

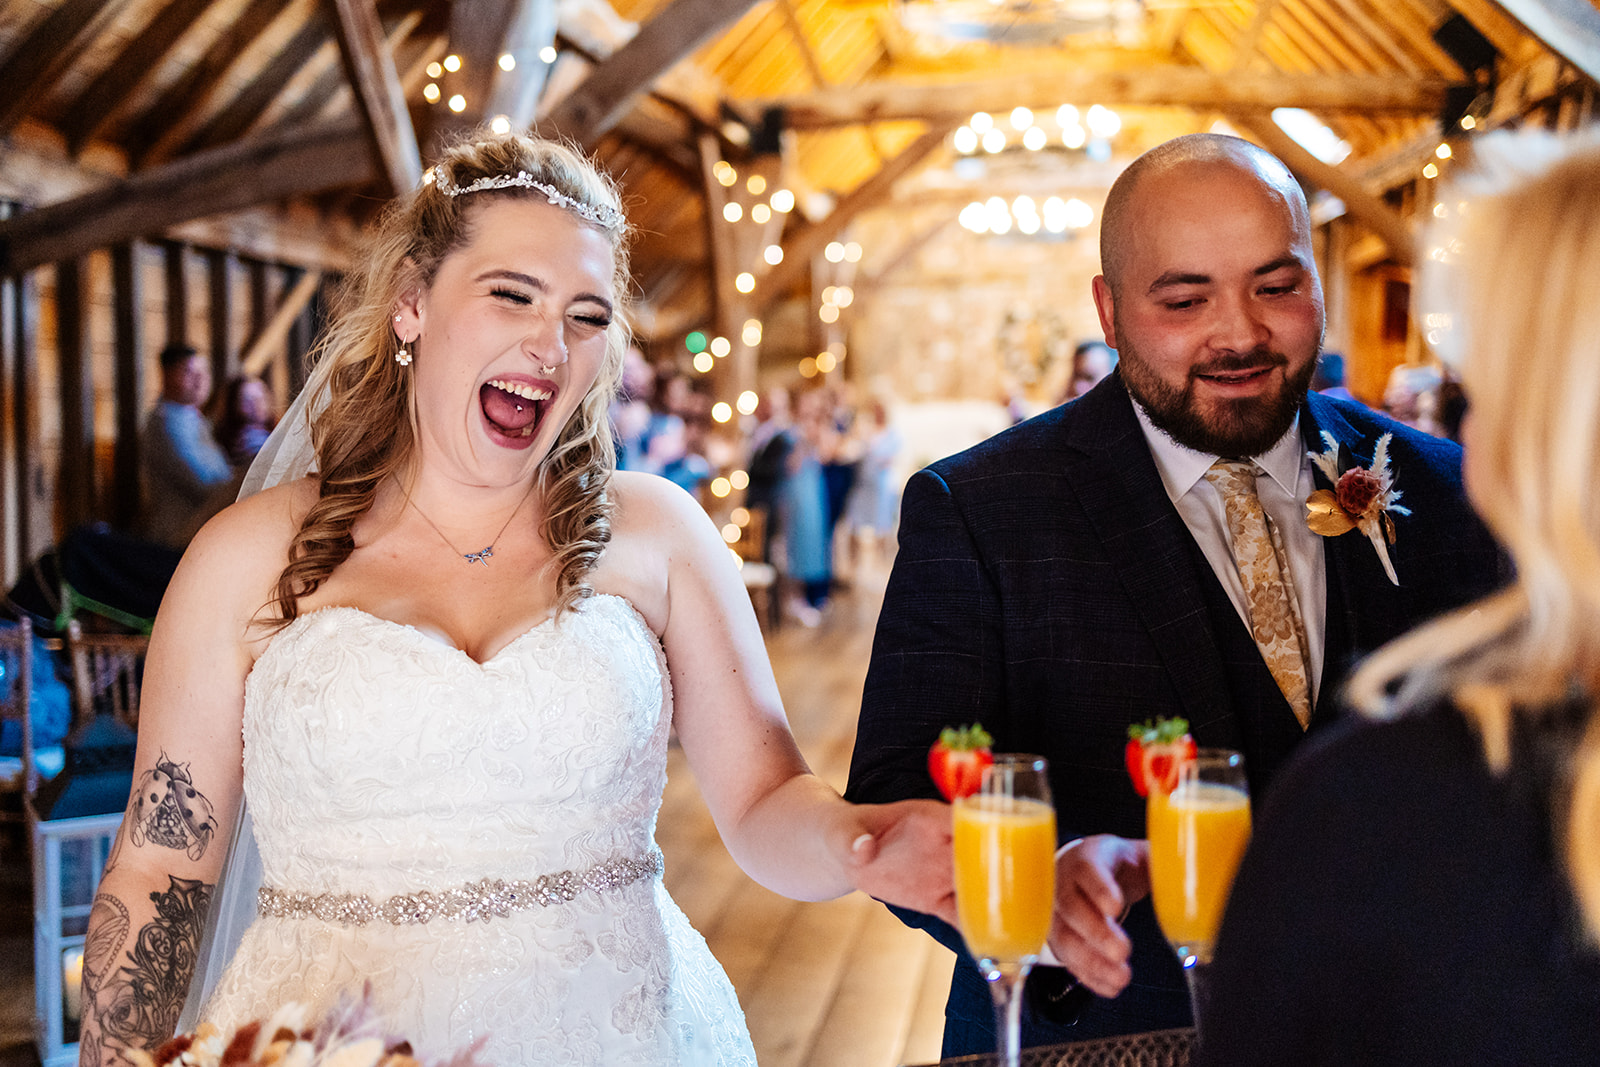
xmin=1062 ymin=376 xmax=1241 ymax=748
xmin=1303 ymin=394 xmax=1408 ymax=721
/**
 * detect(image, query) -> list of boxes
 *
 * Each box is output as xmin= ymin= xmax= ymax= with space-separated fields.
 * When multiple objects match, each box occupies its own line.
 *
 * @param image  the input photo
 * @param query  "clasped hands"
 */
xmin=839 ymin=808 xmax=1148 ymax=1000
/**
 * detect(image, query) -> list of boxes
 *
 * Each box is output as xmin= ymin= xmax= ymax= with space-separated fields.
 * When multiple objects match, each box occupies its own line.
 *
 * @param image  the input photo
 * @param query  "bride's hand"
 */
xmin=842 ymin=800 xmax=956 ymax=925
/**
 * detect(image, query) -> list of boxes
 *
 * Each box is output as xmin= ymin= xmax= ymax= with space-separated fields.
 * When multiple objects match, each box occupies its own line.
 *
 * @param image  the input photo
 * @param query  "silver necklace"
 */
xmin=403 ymin=480 xmax=536 ymax=566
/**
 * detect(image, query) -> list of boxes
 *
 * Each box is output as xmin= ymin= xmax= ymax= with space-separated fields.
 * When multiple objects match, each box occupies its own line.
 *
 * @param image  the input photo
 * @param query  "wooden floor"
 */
xmin=0 ymin=554 xmax=955 ymax=1066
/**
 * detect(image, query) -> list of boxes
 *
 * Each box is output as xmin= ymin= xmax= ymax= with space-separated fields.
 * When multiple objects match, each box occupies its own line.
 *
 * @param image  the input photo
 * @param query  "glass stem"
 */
xmin=986 ymin=961 xmax=1031 ymax=1067
xmin=1183 ymin=959 xmax=1208 ymax=1046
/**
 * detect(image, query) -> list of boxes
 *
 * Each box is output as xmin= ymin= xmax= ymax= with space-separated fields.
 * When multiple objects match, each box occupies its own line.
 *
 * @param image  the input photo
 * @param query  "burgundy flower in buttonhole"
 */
xmin=1334 ymin=467 xmax=1383 ymax=517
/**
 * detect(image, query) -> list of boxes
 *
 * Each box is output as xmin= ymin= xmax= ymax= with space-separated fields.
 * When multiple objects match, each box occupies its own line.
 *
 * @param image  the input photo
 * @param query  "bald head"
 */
xmin=1100 ymin=134 xmax=1310 ymax=297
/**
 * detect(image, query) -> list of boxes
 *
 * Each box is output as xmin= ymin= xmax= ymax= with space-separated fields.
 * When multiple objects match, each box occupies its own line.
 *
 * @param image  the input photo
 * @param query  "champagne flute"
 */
xmin=1145 ymin=748 xmax=1251 ymax=1029
xmin=952 ymin=755 xmax=1056 ymax=1067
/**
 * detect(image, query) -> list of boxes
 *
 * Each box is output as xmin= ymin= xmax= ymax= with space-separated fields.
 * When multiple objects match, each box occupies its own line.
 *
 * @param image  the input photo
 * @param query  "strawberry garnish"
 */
xmin=928 ymin=723 xmax=995 ymax=802
xmin=1124 ymin=717 xmax=1197 ymax=797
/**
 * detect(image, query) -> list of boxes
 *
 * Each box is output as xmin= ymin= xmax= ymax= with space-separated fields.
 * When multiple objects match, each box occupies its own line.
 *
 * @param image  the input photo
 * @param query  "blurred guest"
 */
xmin=1198 ymin=129 xmax=1600 ymax=1067
xmin=1309 ymin=351 xmax=1356 ymax=404
xmin=611 ymin=345 xmax=655 ymax=470
xmin=780 ymin=389 xmax=834 ymax=626
xmin=644 ymin=413 xmax=712 ymax=497
xmin=745 ymin=387 xmax=794 ymax=557
xmin=1063 ymin=340 xmax=1119 ymax=402
xmin=1382 ymin=362 xmax=1445 ymax=436
xmin=844 ymin=396 xmax=904 ymax=562
xmin=214 ymin=375 xmax=277 ymax=468
xmin=139 ymin=342 xmax=232 ymax=548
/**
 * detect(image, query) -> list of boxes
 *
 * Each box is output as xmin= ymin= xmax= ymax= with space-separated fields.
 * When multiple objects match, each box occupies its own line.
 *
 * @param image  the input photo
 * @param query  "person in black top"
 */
xmin=1197 ymin=128 xmax=1600 ymax=1066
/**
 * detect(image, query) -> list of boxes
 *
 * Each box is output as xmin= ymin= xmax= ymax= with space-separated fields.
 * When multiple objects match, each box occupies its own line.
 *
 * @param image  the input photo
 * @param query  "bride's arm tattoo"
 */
xmin=127 ymin=754 xmax=219 ymax=861
xmin=79 ymin=877 xmax=212 ymax=1065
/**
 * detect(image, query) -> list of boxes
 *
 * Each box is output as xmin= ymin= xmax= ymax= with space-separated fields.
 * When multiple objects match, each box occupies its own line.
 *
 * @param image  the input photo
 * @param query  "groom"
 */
xmin=846 ymin=134 xmax=1505 ymax=1054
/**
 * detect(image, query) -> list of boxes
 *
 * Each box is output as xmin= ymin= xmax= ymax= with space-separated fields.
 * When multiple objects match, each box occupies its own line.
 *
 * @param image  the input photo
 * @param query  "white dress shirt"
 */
xmin=1130 ymin=399 xmax=1327 ymax=705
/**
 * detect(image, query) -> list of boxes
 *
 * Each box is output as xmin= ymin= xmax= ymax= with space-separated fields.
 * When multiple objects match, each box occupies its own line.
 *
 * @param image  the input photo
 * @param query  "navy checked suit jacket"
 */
xmin=845 ymin=372 xmax=1506 ymax=1054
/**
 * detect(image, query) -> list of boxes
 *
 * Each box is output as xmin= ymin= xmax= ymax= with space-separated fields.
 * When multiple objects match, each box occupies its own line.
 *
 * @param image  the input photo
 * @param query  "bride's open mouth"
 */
xmin=480 ymin=378 xmax=553 ymax=444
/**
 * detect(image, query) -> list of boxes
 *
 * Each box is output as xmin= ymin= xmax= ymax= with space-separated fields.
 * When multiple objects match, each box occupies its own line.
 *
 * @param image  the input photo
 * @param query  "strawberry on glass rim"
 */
xmin=928 ymin=723 xmax=995 ymax=802
xmin=1125 ymin=717 xmax=1198 ymax=797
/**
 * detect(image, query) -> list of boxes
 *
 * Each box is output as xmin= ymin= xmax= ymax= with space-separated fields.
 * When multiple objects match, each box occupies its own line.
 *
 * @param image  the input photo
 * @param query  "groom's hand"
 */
xmin=844 ymin=800 xmax=957 ymax=926
xmin=1048 ymin=834 xmax=1150 ymax=998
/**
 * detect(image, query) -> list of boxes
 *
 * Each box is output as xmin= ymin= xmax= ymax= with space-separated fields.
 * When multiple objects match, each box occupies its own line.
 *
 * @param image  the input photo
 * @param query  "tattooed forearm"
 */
xmin=129 ymin=754 xmax=218 ymax=861
xmin=82 ymin=877 xmax=212 ymax=1063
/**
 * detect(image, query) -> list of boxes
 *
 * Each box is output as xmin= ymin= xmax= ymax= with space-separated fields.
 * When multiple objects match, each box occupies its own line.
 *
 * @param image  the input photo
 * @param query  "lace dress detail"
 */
xmin=200 ymin=595 xmax=756 ymax=1066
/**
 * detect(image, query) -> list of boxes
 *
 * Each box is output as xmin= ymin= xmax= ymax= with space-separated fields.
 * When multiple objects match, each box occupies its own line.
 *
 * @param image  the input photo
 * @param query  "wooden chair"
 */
xmin=65 ymin=619 xmax=150 ymax=730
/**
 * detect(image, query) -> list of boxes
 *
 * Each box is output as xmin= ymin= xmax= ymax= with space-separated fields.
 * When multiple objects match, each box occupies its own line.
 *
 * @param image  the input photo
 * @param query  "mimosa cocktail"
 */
xmin=953 ymin=794 xmax=1056 ymax=962
xmin=952 ymin=755 xmax=1054 ymax=1067
xmin=1147 ymin=777 xmax=1251 ymax=963
xmin=1145 ymin=747 xmax=1250 ymax=1033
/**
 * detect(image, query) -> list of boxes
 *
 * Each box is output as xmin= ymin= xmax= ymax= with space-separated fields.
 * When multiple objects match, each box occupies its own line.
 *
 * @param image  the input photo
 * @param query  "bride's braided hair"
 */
xmin=267 ymin=132 xmax=631 ymax=628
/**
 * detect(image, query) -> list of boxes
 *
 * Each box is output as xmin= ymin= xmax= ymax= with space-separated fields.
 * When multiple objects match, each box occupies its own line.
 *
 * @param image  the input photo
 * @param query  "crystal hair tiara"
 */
xmin=430 ymin=168 xmax=625 ymax=230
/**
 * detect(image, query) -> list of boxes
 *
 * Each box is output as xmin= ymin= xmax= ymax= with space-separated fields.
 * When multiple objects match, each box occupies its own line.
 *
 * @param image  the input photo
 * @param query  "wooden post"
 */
xmin=207 ymin=249 xmax=233 ymax=388
xmin=9 ymin=262 xmax=40 ymax=569
xmin=164 ymin=241 xmax=188 ymax=346
xmin=57 ymin=259 xmax=94 ymax=532
xmin=110 ymin=244 xmax=145 ymax=531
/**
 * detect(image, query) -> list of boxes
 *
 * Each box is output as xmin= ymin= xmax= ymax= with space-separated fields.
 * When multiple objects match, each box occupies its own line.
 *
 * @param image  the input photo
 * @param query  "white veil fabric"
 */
xmin=175 ymin=369 xmax=328 ymax=1029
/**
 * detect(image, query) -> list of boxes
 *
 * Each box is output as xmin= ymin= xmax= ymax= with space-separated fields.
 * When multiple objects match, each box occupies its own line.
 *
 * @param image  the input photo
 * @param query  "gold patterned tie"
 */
xmin=1203 ymin=460 xmax=1313 ymax=729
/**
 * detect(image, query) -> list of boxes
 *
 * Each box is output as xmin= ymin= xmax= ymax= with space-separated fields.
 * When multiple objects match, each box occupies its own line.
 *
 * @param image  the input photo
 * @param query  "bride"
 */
xmin=76 ymin=132 xmax=955 ymax=1066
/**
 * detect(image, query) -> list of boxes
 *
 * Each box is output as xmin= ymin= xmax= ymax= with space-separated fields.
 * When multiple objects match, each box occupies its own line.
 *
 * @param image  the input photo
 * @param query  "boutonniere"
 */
xmin=1305 ymin=431 xmax=1411 ymax=586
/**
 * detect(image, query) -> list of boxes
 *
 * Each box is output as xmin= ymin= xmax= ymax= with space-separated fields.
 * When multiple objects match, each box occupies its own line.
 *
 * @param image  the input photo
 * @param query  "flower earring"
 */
xmin=394 ymin=314 xmax=412 ymax=367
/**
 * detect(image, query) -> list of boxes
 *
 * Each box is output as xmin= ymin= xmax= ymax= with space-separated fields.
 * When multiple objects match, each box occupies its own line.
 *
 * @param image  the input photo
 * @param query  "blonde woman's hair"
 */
xmin=1345 ymin=131 xmax=1600 ymax=947
xmin=270 ymin=131 xmax=631 ymax=626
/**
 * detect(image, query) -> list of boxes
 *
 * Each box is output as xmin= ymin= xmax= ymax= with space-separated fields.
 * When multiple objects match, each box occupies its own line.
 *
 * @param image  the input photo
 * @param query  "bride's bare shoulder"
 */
xmin=178 ymin=477 xmax=318 ymax=597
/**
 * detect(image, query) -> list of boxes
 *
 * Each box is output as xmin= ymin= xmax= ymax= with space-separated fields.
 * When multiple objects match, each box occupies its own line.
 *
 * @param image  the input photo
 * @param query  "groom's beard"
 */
xmin=1118 ymin=342 xmax=1317 ymax=458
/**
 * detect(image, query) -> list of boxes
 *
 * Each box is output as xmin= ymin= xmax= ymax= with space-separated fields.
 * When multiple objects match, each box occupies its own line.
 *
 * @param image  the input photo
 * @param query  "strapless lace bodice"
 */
xmin=200 ymin=595 xmax=755 ymax=1065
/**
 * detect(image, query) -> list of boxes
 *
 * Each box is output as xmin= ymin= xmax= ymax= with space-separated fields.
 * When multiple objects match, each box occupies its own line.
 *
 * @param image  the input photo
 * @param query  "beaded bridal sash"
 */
xmin=256 ymin=851 xmax=664 ymax=926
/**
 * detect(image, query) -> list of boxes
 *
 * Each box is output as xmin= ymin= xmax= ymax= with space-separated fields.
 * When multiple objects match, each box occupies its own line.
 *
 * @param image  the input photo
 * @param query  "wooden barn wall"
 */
xmin=2 ymin=236 xmax=331 ymax=591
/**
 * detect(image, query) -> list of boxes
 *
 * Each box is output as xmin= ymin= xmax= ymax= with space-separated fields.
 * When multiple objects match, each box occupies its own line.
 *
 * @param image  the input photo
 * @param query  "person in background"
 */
xmin=1309 ymin=351 xmax=1356 ymax=404
xmin=139 ymin=343 xmax=233 ymax=549
xmin=843 ymin=396 xmax=904 ymax=567
xmin=610 ymin=344 xmax=655 ymax=470
xmin=1063 ymin=340 xmax=1119 ymax=402
xmin=1197 ymin=127 xmax=1600 ymax=1067
xmin=1382 ymin=362 xmax=1445 ymax=436
xmin=779 ymin=389 xmax=835 ymax=627
xmin=214 ymin=375 xmax=277 ymax=469
xmin=745 ymin=386 xmax=794 ymax=564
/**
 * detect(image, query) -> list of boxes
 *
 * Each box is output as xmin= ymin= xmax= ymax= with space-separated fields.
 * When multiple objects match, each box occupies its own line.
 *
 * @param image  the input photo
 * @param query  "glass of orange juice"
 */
xmin=953 ymin=755 xmax=1055 ymax=1067
xmin=1146 ymin=748 xmax=1250 ymax=1024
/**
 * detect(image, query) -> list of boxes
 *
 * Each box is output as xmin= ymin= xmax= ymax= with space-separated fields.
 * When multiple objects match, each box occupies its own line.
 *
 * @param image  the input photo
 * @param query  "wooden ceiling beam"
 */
xmin=1227 ymin=110 xmax=1414 ymax=267
xmin=1467 ymin=0 xmax=1600 ymax=86
xmin=764 ymin=68 xmax=1455 ymax=128
xmin=0 ymin=0 xmax=137 ymax=137
xmin=754 ymin=123 xmax=950 ymax=315
xmin=330 ymin=0 xmax=422 ymax=195
xmin=0 ymin=119 xmax=375 ymax=277
xmin=486 ymin=0 xmax=560 ymax=129
xmin=61 ymin=0 xmax=218 ymax=154
xmin=272 ymin=11 xmax=425 ymax=128
xmin=127 ymin=0 xmax=296 ymax=165
xmin=180 ymin=9 xmax=332 ymax=155
xmin=541 ymin=0 xmax=765 ymax=146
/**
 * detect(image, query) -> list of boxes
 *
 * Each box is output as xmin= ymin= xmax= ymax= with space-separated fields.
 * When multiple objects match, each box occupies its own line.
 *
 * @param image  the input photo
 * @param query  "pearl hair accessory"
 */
xmin=430 ymin=168 xmax=625 ymax=230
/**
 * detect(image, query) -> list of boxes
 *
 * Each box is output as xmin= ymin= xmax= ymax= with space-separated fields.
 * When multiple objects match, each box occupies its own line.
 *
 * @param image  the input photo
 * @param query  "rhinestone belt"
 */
xmin=256 ymin=851 xmax=663 ymax=926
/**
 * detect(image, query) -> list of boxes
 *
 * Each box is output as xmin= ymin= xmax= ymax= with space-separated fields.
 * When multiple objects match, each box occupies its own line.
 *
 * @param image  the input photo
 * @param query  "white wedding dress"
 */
xmin=198 ymin=594 xmax=757 ymax=1065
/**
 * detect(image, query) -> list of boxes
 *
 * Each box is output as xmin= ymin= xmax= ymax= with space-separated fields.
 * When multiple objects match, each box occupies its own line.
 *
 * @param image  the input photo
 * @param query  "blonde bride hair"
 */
xmin=269 ymin=132 xmax=631 ymax=626
xmin=1345 ymin=132 xmax=1600 ymax=947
